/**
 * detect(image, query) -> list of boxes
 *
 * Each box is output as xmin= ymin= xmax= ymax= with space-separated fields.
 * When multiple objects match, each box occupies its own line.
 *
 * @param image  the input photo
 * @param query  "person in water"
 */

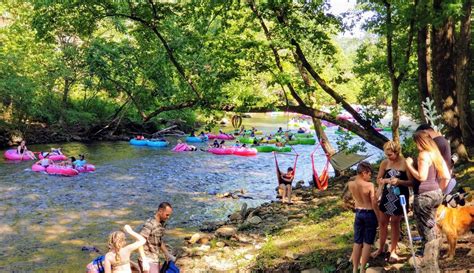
xmin=251 ymin=138 xmax=260 ymax=147
xmin=219 ymin=140 xmax=226 ymax=148
xmin=297 ymin=127 xmax=305 ymax=134
xmin=280 ymin=167 xmax=295 ymax=204
xmin=212 ymin=140 xmax=220 ymax=148
xmin=49 ymin=147 xmax=63 ymax=155
xmin=199 ymin=131 xmax=206 ymax=139
xmin=39 ymin=152 xmax=53 ymax=167
xmin=190 ymin=130 xmax=196 ymax=137
xmin=233 ymin=140 xmax=241 ymax=147
xmin=17 ymin=140 xmax=36 ymax=160
xmin=75 ymin=154 xmax=87 ymax=168
xmin=104 ymin=224 xmax=146 ymax=273
xmin=277 ymin=127 xmax=283 ymax=134
xmin=348 ymin=161 xmax=378 ymax=273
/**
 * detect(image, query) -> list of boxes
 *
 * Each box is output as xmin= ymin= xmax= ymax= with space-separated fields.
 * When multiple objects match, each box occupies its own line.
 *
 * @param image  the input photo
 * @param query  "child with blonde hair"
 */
xmin=104 ymin=225 xmax=146 ymax=273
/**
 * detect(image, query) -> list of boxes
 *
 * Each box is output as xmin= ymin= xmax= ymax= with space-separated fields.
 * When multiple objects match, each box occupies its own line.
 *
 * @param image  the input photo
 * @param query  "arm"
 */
xmin=160 ymin=239 xmax=175 ymax=262
xmin=406 ymin=152 xmax=430 ymax=181
xmin=123 ymin=225 xmax=146 ymax=252
xmin=104 ymin=255 xmax=112 ymax=273
xmin=376 ymin=160 xmax=388 ymax=198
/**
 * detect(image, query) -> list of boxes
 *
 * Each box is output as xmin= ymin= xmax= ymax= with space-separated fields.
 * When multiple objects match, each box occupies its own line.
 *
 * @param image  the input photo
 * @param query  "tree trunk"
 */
xmin=416 ymin=0 xmax=432 ymax=124
xmin=391 ymin=81 xmax=401 ymax=143
xmin=431 ymin=1 xmax=468 ymax=160
xmin=455 ymin=0 xmax=474 ymax=149
xmin=417 ymin=26 xmax=431 ymax=123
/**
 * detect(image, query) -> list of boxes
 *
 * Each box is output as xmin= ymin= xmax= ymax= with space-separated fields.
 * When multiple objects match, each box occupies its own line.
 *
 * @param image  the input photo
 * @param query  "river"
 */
xmin=0 ymin=113 xmax=393 ymax=271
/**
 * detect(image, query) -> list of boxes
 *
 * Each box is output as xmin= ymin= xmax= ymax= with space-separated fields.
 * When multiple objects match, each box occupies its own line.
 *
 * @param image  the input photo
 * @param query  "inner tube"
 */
xmin=287 ymin=140 xmax=299 ymax=145
xmin=383 ymin=127 xmax=392 ymax=131
xmin=297 ymin=138 xmax=316 ymax=145
xmin=217 ymin=134 xmax=235 ymax=140
xmin=232 ymin=147 xmax=257 ymax=156
xmin=75 ymin=164 xmax=95 ymax=173
xmin=208 ymin=147 xmax=234 ymax=155
xmin=260 ymin=138 xmax=277 ymax=144
xmin=146 ymin=140 xmax=169 ymax=147
xmin=38 ymin=153 xmax=67 ymax=161
xmin=186 ymin=136 xmax=207 ymax=143
xmin=238 ymin=137 xmax=255 ymax=144
xmin=32 ymin=161 xmax=46 ymax=172
xmin=206 ymin=133 xmax=217 ymax=140
xmin=130 ymin=139 xmax=148 ymax=146
xmin=4 ymin=149 xmax=35 ymax=161
xmin=274 ymin=146 xmax=291 ymax=153
xmin=46 ymin=165 xmax=79 ymax=176
xmin=295 ymin=133 xmax=314 ymax=138
xmin=255 ymin=146 xmax=275 ymax=153
xmin=172 ymin=143 xmax=190 ymax=152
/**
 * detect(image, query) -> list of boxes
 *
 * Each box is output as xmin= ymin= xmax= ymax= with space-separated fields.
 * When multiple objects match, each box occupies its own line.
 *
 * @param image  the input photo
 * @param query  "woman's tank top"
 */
xmin=413 ymin=164 xmax=438 ymax=194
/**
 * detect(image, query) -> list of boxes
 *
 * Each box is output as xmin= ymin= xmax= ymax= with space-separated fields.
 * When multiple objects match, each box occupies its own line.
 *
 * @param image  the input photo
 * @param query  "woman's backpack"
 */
xmin=86 ymin=255 xmax=105 ymax=273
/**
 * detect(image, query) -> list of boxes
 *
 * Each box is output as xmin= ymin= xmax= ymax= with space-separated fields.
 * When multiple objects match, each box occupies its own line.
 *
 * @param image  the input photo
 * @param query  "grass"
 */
xmin=253 ymin=198 xmax=354 ymax=271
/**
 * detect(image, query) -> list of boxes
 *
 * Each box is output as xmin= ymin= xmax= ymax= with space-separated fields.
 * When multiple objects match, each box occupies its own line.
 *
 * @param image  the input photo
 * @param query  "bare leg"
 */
xmin=352 ymin=243 xmax=362 ymax=273
xmin=360 ymin=243 xmax=372 ymax=273
xmin=389 ymin=215 xmax=402 ymax=260
xmin=286 ymin=184 xmax=292 ymax=203
xmin=372 ymin=213 xmax=389 ymax=257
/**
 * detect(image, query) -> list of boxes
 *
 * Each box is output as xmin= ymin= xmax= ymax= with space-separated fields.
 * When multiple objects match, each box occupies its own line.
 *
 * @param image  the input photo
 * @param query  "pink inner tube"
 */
xmin=46 ymin=165 xmax=79 ymax=176
xmin=32 ymin=162 xmax=46 ymax=172
xmin=172 ymin=143 xmax=189 ymax=152
xmin=232 ymin=147 xmax=258 ymax=156
xmin=38 ymin=153 xmax=67 ymax=161
xmin=375 ymin=127 xmax=383 ymax=132
xmin=336 ymin=114 xmax=352 ymax=120
xmin=76 ymin=164 xmax=95 ymax=173
xmin=208 ymin=147 xmax=234 ymax=155
xmin=216 ymin=134 xmax=235 ymax=140
xmin=206 ymin=133 xmax=218 ymax=139
xmin=4 ymin=149 xmax=35 ymax=161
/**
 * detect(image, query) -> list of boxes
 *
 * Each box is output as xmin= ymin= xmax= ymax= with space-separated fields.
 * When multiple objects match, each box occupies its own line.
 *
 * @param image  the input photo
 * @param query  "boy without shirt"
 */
xmin=348 ymin=161 xmax=379 ymax=273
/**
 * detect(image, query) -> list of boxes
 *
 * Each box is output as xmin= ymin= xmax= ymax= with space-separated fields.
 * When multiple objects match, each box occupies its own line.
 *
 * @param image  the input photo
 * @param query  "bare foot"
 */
xmin=388 ymin=252 xmax=400 ymax=263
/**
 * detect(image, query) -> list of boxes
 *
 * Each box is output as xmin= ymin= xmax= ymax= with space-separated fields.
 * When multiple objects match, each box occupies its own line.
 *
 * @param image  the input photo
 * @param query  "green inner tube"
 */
xmin=295 ymin=133 xmax=314 ymax=138
xmin=383 ymin=127 xmax=392 ymax=131
xmin=298 ymin=138 xmax=316 ymax=145
xmin=287 ymin=140 xmax=299 ymax=145
xmin=274 ymin=146 xmax=291 ymax=152
xmin=255 ymin=146 xmax=275 ymax=152
xmin=238 ymin=137 xmax=255 ymax=144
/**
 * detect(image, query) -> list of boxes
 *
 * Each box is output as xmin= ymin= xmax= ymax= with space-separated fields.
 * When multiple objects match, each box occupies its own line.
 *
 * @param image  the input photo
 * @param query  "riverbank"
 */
xmin=174 ymin=162 xmax=474 ymax=272
xmin=0 ymin=120 xmax=185 ymax=148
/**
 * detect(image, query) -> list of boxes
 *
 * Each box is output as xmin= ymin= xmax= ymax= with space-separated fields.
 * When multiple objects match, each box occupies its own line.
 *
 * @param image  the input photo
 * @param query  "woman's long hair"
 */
xmin=108 ymin=231 xmax=126 ymax=264
xmin=413 ymin=131 xmax=450 ymax=179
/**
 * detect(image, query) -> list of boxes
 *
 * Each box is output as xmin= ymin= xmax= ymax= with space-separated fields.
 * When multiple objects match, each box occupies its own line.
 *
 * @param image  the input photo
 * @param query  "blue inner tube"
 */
xmin=147 ymin=140 xmax=169 ymax=147
xmin=186 ymin=136 xmax=207 ymax=142
xmin=130 ymin=139 xmax=148 ymax=146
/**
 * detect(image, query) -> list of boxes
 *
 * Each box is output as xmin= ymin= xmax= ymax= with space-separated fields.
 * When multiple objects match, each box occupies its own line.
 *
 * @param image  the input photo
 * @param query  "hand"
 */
xmin=406 ymin=157 xmax=413 ymax=166
xmin=123 ymin=224 xmax=133 ymax=233
xmin=389 ymin=177 xmax=398 ymax=186
xmin=166 ymin=254 xmax=176 ymax=262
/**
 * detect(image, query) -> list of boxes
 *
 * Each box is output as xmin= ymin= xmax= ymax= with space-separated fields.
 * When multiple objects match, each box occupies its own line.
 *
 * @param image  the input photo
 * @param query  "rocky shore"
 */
xmin=173 ymin=164 xmax=474 ymax=272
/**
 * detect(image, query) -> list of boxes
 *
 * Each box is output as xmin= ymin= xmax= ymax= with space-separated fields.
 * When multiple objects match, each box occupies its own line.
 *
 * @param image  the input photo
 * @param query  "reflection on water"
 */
xmin=0 ymin=113 xmax=392 ymax=271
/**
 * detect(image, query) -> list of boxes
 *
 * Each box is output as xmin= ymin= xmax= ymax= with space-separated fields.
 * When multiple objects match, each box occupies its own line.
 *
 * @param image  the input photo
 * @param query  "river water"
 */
xmin=0 ymin=114 xmax=392 ymax=272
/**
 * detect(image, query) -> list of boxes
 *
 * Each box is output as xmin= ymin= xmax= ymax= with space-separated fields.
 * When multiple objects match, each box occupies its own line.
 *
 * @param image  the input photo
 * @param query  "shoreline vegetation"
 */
xmin=171 ymin=164 xmax=474 ymax=272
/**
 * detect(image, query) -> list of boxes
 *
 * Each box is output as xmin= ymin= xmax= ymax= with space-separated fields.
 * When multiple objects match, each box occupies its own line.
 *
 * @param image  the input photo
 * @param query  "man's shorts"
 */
xmin=354 ymin=209 xmax=378 ymax=244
